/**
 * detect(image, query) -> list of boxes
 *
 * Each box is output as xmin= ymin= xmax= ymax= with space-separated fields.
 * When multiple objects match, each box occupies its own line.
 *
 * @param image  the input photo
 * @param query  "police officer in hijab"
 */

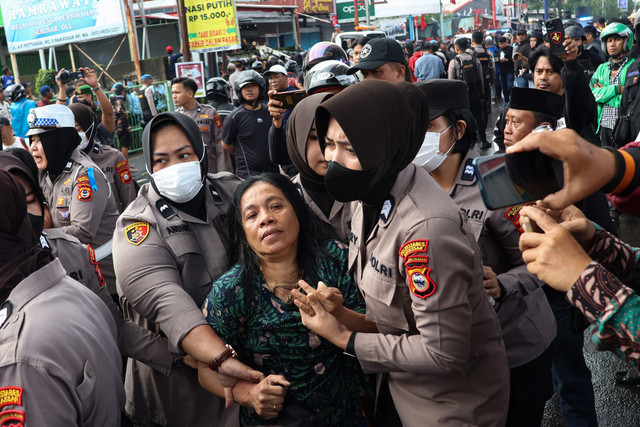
xmin=112 ymin=111 xmax=262 ymax=426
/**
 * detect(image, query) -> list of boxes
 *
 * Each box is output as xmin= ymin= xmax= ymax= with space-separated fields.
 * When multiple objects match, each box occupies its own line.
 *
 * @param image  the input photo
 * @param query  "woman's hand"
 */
xmin=482 ymin=266 xmax=501 ymax=299
xmin=291 ymin=280 xmax=344 ymax=315
xmin=294 ymin=280 xmax=352 ymax=350
xmin=542 ymin=204 xmax=596 ymax=251
xmin=244 ymin=375 xmax=290 ymax=419
xmin=217 ymin=358 xmax=265 ymax=408
xmin=519 ymin=206 xmax=592 ymax=292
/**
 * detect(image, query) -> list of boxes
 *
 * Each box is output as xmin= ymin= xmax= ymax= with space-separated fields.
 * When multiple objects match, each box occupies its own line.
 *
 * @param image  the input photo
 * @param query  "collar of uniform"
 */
xmin=377 ymin=164 xmax=415 ymax=229
xmin=5 ymin=259 xmax=67 ymax=312
xmin=292 ymin=174 xmax=345 ymax=221
xmin=453 ymin=149 xmax=479 ymax=188
xmin=148 ymin=179 xmax=220 ymax=225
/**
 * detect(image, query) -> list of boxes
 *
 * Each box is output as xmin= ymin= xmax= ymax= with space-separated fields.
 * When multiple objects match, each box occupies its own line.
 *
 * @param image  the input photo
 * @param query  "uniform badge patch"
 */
xmin=0 ymin=387 xmax=23 ymax=408
xmin=87 ymin=245 xmax=106 ymax=287
xmin=199 ymin=126 xmax=209 ymax=132
xmin=504 ymin=204 xmax=524 ymax=233
xmin=199 ymin=113 xmax=210 ymax=118
xmin=399 ymin=240 xmax=437 ymax=299
xmin=125 ymin=222 xmax=150 ymax=245
xmin=115 ymin=160 xmax=132 ymax=184
xmin=57 ymin=209 xmax=70 ymax=220
xmin=0 ymin=409 xmax=25 ymax=425
xmin=76 ymin=175 xmax=93 ymax=201
xmin=214 ymin=113 xmax=222 ymax=128
xmin=57 ymin=197 xmax=65 ymax=206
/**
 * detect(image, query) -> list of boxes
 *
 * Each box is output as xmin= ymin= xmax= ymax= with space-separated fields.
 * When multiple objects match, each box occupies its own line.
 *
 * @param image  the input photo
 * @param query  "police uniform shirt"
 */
xmin=445 ymin=150 xmax=556 ymax=368
xmin=39 ymin=148 xmax=120 ymax=294
xmin=112 ymin=174 xmax=241 ymax=426
xmin=41 ymin=228 xmax=173 ymax=375
xmin=88 ymin=142 xmax=137 ymax=213
xmin=349 ymin=163 xmax=509 ymax=426
xmin=0 ymin=259 xmax=124 ymax=425
xmin=176 ymin=102 xmax=233 ymax=174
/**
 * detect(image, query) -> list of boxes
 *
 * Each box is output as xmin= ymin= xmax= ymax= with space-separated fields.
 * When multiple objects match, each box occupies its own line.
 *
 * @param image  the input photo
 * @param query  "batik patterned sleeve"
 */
xmin=588 ymin=229 xmax=640 ymax=289
xmin=201 ymin=266 xmax=245 ymax=349
xmin=568 ymin=261 xmax=640 ymax=367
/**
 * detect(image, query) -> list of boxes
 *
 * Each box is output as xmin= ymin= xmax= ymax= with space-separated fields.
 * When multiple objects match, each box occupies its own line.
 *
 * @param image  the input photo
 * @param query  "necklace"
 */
xmin=266 ymin=280 xmax=301 ymax=303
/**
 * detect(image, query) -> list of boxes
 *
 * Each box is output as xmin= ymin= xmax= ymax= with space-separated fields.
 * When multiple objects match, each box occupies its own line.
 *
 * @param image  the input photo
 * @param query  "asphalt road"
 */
xmin=127 ymin=101 xmax=640 ymax=426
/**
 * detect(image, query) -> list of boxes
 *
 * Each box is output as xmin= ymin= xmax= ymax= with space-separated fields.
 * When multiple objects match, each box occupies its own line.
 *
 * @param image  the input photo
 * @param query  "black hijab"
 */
xmin=68 ymin=103 xmax=99 ymax=148
xmin=38 ymin=127 xmax=81 ymax=182
xmin=286 ymin=92 xmax=332 ymax=193
xmin=315 ymin=80 xmax=429 ymax=205
xmin=142 ymin=112 xmax=208 ymax=219
xmin=0 ymin=170 xmax=53 ymax=303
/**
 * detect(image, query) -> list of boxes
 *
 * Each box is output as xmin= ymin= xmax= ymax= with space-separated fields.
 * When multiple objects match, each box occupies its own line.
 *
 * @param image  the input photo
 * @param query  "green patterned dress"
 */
xmin=202 ymin=240 xmax=366 ymax=426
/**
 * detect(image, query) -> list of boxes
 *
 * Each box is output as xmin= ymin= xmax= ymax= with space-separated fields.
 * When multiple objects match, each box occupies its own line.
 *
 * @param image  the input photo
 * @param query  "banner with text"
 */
xmin=185 ymin=0 xmax=241 ymax=52
xmin=0 ymin=0 xmax=127 ymax=53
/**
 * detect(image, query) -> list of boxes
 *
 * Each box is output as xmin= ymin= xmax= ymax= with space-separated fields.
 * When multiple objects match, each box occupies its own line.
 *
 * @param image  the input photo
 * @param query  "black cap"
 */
xmin=415 ymin=79 xmax=470 ymax=120
xmin=347 ymin=38 xmax=406 ymax=74
xmin=0 ymin=117 xmax=10 ymax=127
xmin=514 ymin=29 xmax=526 ymax=35
xmin=510 ymin=87 xmax=564 ymax=118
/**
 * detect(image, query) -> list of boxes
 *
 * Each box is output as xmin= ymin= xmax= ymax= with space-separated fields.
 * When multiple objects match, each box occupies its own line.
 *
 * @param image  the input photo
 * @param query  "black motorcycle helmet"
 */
xmin=303 ymin=60 xmax=357 ymax=95
xmin=285 ymin=60 xmax=298 ymax=73
xmin=565 ymin=25 xmax=587 ymax=41
xmin=251 ymin=60 xmax=264 ymax=74
xmin=234 ymin=70 xmax=265 ymax=103
xmin=205 ymin=77 xmax=231 ymax=103
xmin=5 ymin=84 xmax=26 ymax=102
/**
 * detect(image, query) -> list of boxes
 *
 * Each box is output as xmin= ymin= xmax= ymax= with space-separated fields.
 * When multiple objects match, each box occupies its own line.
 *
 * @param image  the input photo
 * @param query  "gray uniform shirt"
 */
xmin=446 ymin=150 xmax=556 ymax=368
xmin=351 ymin=164 xmax=509 ymax=426
xmin=177 ymin=102 xmax=233 ymax=174
xmin=40 ymin=148 xmax=120 ymax=294
xmin=0 ymin=259 xmax=124 ymax=426
xmin=42 ymin=228 xmax=173 ymax=375
xmin=113 ymin=174 xmax=241 ymax=426
xmin=88 ymin=142 xmax=137 ymax=213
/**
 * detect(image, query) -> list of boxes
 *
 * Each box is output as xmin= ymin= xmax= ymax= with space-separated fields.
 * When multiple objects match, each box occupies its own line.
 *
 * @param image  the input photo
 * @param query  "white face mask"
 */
xmin=152 ymin=160 xmax=203 ymax=203
xmin=414 ymin=125 xmax=454 ymax=172
xmin=78 ymin=132 xmax=90 ymax=150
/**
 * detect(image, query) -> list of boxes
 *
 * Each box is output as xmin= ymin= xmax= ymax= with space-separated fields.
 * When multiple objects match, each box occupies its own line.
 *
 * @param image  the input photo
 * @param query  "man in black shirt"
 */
xmin=221 ymin=70 xmax=278 ymax=178
xmin=497 ymin=37 xmax=515 ymax=105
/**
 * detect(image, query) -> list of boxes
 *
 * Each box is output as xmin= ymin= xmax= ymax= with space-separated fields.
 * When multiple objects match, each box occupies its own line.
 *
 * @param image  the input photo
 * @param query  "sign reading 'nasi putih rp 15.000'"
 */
xmin=184 ymin=0 xmax=241 ymax=52
xmin=0 ymin=0 xmax=127 ymax=53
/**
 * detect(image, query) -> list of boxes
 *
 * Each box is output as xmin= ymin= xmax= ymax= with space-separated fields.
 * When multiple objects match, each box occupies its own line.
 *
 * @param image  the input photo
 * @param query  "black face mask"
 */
xmin=324 ymin=161 xmax=378 ymax=202
xmin=28 ymin=214 xmax=44 ymax=239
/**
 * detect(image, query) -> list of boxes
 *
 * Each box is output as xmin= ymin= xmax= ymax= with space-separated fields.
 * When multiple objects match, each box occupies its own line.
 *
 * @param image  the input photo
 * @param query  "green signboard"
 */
xmin=336 ymin=1 xmax=375 ymax=23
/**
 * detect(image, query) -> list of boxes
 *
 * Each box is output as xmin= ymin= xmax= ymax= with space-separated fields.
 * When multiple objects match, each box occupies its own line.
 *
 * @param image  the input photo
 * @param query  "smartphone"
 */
xmin=473 ymin=150 xmax=562 ymax=210
xmin=271 ymin=90 xmax=306 ymax=109
xmin=542 ymin=18 xmax=565 ymax=55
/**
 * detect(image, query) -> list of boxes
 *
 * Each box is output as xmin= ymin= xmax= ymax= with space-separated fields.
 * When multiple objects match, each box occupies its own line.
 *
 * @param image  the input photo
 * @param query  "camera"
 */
xmin=58 ymin=70 xmax=83 ymax=84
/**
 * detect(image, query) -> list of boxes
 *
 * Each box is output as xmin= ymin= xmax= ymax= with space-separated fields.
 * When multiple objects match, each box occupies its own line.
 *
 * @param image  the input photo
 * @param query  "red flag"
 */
xmin=420 ymin=14 xmax=427 ymax=30
xmin=451 ymin=0 xmax=456 ymax=4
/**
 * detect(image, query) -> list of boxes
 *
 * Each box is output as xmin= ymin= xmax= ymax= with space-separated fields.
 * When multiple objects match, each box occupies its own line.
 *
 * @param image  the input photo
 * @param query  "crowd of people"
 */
xmin=3 ymin=14 xmax=640 ymax=427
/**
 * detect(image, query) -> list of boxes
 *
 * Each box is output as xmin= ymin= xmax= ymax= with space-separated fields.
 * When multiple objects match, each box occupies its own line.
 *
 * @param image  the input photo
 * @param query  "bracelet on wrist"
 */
xmin=601 ymin=147 xmax=635 ymax=194
xmin=91 ymin=83 xmax=100 ymax=91
xmin=208 ymin=344 xmax=238 ymax=372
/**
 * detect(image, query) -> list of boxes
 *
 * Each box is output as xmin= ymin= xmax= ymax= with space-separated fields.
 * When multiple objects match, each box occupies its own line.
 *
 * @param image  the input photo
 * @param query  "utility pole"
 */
xmin=124 ymin=0 xmax=141 ymax=82
xmin=440 ymin=0 xmax=445 ymax=39
xmin=177 ymin=0 xmax=192 ymax=61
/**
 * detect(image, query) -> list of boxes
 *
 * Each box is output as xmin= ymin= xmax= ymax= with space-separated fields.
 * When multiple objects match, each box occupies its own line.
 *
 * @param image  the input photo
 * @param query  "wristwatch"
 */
xmin=91 ymin=83 xmax=101 ymax=91
xmin=208 ymin=344 xmax=238 ymax=372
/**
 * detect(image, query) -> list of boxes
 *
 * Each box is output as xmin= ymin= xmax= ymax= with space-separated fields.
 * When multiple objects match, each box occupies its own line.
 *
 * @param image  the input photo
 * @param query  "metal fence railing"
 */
xmin=113 ymin=81 xmax=174 ymax=153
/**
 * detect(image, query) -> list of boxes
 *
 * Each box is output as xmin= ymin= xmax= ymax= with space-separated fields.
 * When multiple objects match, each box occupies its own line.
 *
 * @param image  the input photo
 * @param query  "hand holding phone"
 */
xmin=270 ymin=90 xmax=306 ymax=109
xmin=543 ymin=18 xmax=565 ymax=55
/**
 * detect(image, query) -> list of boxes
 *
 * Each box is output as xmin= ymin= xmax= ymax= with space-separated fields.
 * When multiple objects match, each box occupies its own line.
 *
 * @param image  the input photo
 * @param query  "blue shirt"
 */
xmin=2 ymin=75 xmax=15 ymax=88
xmin=10 ymin=97 xmax=37 ymax=138
xmin=414 ymin=53 xmax=445 ymax=81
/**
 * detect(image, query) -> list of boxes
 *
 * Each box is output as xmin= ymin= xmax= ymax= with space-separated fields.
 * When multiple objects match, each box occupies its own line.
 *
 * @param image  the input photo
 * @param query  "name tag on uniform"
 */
xmin=556 ymin=117 xmax=566 ymax=130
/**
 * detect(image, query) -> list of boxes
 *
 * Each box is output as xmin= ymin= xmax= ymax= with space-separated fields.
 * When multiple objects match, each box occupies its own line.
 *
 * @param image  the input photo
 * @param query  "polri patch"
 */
xmin=0 ymin=387 xmax=23 ymax=408
xmin=115 ymin=160 xmax=132 ymax=184
xmin=399 ymin=240 xmax=437 ymax=299
xmin=76 ymin=175 xmax=93 ymax=201
xmin=125 ymin=222 xmax=150 ymax=245
xmin=504 ymin=204 xmax=524 ymax=233
xmin=214 ymin=113 xmax=222 ymax=128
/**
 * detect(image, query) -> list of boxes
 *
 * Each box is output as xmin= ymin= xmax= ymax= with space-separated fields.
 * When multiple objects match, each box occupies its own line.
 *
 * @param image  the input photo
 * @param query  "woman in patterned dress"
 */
xmin=198 ymin=173 xmax=370 ymax=426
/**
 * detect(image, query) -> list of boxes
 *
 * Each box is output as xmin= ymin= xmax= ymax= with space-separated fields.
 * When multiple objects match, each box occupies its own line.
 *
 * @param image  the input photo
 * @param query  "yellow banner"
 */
xmin=185 ymin=0 xmax=241 ymax=52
